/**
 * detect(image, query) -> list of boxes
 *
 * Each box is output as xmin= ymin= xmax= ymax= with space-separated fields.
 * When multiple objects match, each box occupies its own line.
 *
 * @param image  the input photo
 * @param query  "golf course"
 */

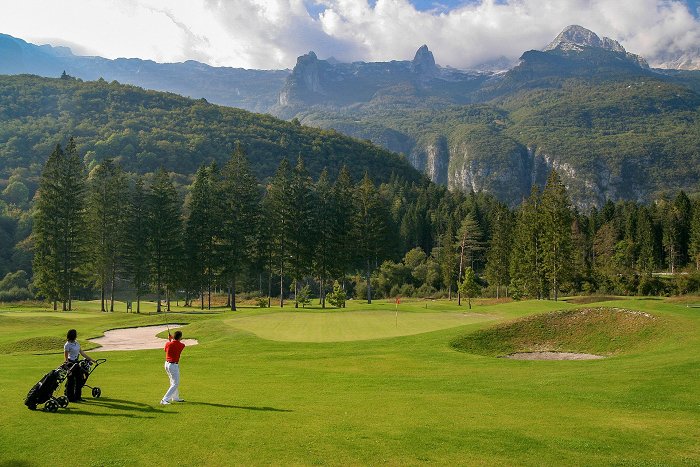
xmin=1 ymin=297 xmax=699 ymax=466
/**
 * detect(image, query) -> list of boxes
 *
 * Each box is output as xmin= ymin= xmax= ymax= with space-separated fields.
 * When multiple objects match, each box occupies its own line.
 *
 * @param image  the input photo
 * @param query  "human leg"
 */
xmin=161 ymin=362 xmax=180 ymax=402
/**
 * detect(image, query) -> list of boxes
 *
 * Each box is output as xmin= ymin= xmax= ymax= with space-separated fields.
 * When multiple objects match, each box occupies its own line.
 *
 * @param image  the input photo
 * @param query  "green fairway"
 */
xmin=0 ymin=298 xmax=699 ymax=466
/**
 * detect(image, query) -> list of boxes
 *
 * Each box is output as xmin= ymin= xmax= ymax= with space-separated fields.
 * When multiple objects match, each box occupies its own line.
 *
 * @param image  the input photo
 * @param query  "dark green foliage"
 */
xmin=122 ymin=176 xmax=150 ymax=312
xmin=147 ymin=168 xmax=182 ymax=312
xmin=540 ymin=170 xmax=573 ymax=300
xmin=0 ymin=75 xmax=423 ymax=185
xmin=32 ymin=139 xmax=87 ymax=310
xmin=458 ymin=267 xmax=480 ymax=309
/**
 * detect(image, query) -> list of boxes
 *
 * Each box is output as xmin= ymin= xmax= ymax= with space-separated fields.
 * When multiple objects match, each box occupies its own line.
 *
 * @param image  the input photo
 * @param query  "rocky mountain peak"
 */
xmin=411 ymin=45 xmax=437 ymax=76
xmin=544 ymin=25 xmax=625 ymax=53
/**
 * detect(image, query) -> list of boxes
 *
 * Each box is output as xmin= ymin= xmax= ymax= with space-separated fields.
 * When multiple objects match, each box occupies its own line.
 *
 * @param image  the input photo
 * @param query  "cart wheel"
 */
xmin=45 ymin=399 xmax=59 ymax=412
xmin=92 ymin=387 xmax=101 ymax=398
xmin=57 ymin=396 xmax=69 ymax=408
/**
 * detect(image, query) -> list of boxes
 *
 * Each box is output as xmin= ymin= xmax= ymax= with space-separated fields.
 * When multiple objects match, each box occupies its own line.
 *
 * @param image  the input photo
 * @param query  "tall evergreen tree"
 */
xmin=436 ymin=222 xmax=457 ymax=299
xmin=673 ymin=191 xmax=692 ymax=267
xmin=220 ymin=144 xmax=260 ymax=310
xmin=33 ymin=138 xmax=88 ymax=311
xmin=314 ymin=169 xmax=335 ymax=308
xmin=636 ymin=205 xmax=656 ymax=275
xmin=33 ymin=144 xmax=64 ymax=309
xmin=510 ymin=187 xmax=545 ymax=299
xmin=184 ymin=165 xmax=219 ymax=310
xmin=455 ymin=213 xmax=482 ymax=306
xmin=690 ymin=200 xmax=700 ymax=271
xmin=264 ymin=158 xmax=293 ymax=307
xmin=331 ymin=166 xmax=355 ymax=287
xmin=540 ymin=170 xmax=573 ymax=300
xmin=288 ymin=156 xmax=315 ymax=307
xmin=352 ymin=173 xmax=386 ymax=304
xmin=86 ymin=159 xmax=127 ymax=312
xmin=147 ymin=168 xmax=182 ymax=312
xmin=484 ymin=203 xmax=512 ymax=299
xmin=123 ymin=176 xmax=150 ymax=313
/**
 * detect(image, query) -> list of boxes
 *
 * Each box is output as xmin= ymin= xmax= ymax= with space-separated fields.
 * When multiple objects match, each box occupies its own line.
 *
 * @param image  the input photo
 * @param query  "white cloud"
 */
xmin=0 ymin=0 xmax=698 ymax=69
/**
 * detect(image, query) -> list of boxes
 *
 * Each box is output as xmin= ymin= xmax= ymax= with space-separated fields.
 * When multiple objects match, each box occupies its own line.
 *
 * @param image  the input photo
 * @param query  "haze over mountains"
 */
xmin=1 ymin=25 xmax=700 ymax=207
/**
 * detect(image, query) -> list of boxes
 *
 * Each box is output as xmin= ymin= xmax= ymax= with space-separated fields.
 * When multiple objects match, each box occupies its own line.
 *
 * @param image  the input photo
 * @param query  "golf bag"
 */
xmin=24 ymin=366 xmax=69 ymax=412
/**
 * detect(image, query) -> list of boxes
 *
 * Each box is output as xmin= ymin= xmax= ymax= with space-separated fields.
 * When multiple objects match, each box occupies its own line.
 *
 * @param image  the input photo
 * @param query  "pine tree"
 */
xmin=33 ymin=139 xmax=88 ymax=311
xmin=289 ymin=156 xmax=315 ymax=308
xmin=484 ymin=204 xmax=512 ymax=299
xmin=510 ymin=187 xmax=545 ymax=300
xmin=458 ymin=266 xmax=480 ymax=309
xmin=690 ymin=200 xmax=700 ymax=271
xmin=540 ymin=170 xmax=573 ymax=300
xmin=123 ymin=176 xmax=150 ymax=313
xmin=636 ymin=205 xmax=656 ymax=275
xmin=436 ymin=222 xmax=457 ymax=299
xmin=86 ymin=159 xmax=127 ymax=312
xmin=184 ymin=165 xmax=220 ymax=310
xmin=264 ymin=158 xmax=293 ymax=307
xmin=455 ymin=213 xmax=482 ymax=306
xmin=351 ymin=173 xmax=386 ymax=304
xmin=314 ymin=169 xmax=335 ymax=308
xmin=33 ymin=144 xmax=64 ymax=309
xmin=673 ymin=191 xmax=692 ymax=267
xmin=220 ymin=144 xmax=260 ymax=310
xmin=147 ymin=168 xmax=183 ymax=312
xmin=331 ymin=166 xmax=354 ymax=292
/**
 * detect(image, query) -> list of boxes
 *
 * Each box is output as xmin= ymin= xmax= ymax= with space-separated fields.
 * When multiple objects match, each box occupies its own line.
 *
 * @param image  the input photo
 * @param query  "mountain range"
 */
xmin=2 ymin=25 xmax=700 ymax=207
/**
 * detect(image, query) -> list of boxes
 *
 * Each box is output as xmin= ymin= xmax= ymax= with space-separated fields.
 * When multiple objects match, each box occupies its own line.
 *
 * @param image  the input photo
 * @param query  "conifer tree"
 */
xmin=436 ymin=223 xmax=457 ymax=300
xmin=331 ymin=166 xmax=354 ymax=288
xmin=458 ymin=266 xmax=480 ymax=309
xmin=636 ymin=205 xmax=656 ymax=275
xmin=314 ymin=169 xmax=335 ymax=307
xmin=540 ymin=170 xmax=573 ymax=300
xmin=484 ymin=204 xmax=512 ymax=299
xmin=184 ymin=165 xmax=219 ymax=310
xmin=33 ymin=139 xmax=88 ymax=311
xmin=455 ymin=213 xmax=482 ymax=306
xmin=86 ymin=159 xmax=127 ymax=312
xmin=352 ymin=173 xmax=386 ymax=304
xmin=147 ymin=168 xmax=182 ymax=312
xmin=123 ymin=176 xmax=150 ymax=312
xmin=264 ymin=158 xmax=293 ymax=307
xmin=289 ymin=156 xmax=315 ymax=307
xmin=33 ymin=144 xmax=64 ymax=309
xmin=220 ymin=144 xmax=260 ymax=310
xmin=690 ymin=200 xmax=700 ymax=271
xmin=510 ymin=187 xmax=545 ymax=299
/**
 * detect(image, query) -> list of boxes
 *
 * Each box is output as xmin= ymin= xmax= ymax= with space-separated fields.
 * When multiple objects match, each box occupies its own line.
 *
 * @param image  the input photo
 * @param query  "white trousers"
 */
xmin=162 ymin=362 xmax=180 ymax=402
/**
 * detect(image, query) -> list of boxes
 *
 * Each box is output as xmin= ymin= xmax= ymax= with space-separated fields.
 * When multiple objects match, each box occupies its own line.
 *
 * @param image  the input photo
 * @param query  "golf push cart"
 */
xmin=24 ymin=358 xmax=107 ymax=412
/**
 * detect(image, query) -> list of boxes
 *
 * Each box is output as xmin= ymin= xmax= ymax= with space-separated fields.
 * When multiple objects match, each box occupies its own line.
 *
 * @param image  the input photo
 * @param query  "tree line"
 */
xmin=30 ymin=139 xmax=700 ymax=310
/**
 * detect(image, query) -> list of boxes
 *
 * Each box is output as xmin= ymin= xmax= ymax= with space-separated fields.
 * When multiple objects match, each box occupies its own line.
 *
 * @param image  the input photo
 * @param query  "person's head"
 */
xmin=174 ymin=330 xmax=182 ymax=341
xmin=67 ymin=329 xmax=77 ymax=342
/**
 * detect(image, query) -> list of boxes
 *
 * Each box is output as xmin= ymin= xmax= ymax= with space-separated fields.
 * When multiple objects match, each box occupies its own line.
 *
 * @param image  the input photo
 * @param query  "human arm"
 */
xmin=64 ymin=350 xmax=69 ymax=362
xmin=79 ymin=349 xmax=94 ymax=362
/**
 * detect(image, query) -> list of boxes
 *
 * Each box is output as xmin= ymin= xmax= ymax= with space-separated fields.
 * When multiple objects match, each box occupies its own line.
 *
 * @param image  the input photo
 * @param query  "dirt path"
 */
xmin=504 ymin=352 xmax=605 ymax=360
xmin=89 ymin=325 xmax=198 ymax=351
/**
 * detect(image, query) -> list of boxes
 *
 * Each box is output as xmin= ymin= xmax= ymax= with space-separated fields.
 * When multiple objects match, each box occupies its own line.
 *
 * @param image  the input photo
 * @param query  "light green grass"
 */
xmin=0 ymin=298 xmax=698 ymax=466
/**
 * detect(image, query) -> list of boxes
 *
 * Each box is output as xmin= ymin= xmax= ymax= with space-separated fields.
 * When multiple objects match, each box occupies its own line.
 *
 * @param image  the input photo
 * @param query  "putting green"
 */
xmin=225 ymin=310 xmax=498 ymax=342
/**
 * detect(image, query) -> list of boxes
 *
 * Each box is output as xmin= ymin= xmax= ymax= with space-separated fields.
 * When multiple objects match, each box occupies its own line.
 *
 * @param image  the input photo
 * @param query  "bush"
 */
xmin=416 ymin=284 xmax=436 ymax=298
xmin=326 ymin=281 xmax=347 ymax=308
xmin=0 ymin=286 xmax=32 ymax=302
xmin=255 ymin=296 xmax=268 ymax=308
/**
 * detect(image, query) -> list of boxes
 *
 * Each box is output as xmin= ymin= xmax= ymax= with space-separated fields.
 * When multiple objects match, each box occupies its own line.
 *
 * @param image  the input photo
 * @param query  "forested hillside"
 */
xmin=0 ymin=74 xmax=423 ymax=184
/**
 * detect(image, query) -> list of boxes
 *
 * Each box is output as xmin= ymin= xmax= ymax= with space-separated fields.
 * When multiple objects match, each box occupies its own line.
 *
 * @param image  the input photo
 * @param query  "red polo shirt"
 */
xmin=165 ymin=338 xmax=185 ymax=363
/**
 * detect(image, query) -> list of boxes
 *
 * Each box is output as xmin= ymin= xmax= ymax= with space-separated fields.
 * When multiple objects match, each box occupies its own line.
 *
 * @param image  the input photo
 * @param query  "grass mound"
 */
xmin=0 ymin=335 xmax=66 ymax=354
xmin=451 ymin=307 xmax=661 ymax=357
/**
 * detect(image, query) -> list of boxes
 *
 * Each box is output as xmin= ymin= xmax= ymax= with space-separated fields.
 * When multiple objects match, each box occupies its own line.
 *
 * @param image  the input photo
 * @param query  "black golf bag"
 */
xmin=24 ymin=366 xmax=69 ymax=412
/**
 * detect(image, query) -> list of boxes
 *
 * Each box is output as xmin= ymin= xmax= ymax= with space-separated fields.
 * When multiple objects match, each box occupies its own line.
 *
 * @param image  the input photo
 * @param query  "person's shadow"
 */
xmin=57 ymin=397 xmax=172 ymax=419
xmin=185 ymin=401 xmax=293 ymax=412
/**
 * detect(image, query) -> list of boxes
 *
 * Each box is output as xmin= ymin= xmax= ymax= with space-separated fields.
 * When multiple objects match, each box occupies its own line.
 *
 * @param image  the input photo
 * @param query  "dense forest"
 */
xmin=10 ymin=138 xmax=700 ymax=308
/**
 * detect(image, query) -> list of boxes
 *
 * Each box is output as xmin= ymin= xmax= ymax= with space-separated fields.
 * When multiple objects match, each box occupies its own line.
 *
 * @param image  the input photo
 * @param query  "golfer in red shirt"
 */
xmin=160 ymin=330 xmax=185 ymax=405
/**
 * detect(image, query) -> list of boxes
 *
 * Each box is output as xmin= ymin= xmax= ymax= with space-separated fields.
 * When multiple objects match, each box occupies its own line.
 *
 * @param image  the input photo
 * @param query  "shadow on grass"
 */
xmin=56 ymin=397 xmax=172 ymax=418
xmin=185 ymin=401 xmax=293 ymax=412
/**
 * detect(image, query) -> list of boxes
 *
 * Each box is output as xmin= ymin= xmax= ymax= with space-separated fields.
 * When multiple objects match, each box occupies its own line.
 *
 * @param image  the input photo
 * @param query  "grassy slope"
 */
xmin=0 ymin=298 xmax=698 ymax=466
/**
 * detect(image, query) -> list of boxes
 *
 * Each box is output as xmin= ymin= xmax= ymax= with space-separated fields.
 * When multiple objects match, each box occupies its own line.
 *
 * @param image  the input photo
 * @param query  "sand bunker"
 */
xmin=89 ymin=325 xmax=198 ymax=351
xmin=504 ymin=352 xmax=605 ymax=360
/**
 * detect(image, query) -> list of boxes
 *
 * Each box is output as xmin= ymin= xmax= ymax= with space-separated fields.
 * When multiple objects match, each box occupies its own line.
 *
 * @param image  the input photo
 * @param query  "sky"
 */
xmin=1 ymin=0 xmax=699 ymax=70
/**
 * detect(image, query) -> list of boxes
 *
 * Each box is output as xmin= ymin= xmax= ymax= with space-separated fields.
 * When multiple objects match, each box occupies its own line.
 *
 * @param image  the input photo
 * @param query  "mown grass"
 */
xmin=0 ymin=297 xmax=698 ymax=466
